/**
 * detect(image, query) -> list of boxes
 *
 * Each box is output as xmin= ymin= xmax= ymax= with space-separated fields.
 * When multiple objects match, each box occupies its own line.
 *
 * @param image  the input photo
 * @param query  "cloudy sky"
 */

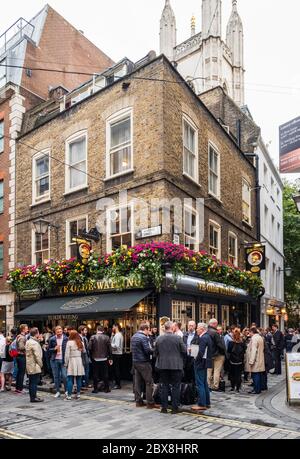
xmin=1 ymin=0 xmax=300 ymax=178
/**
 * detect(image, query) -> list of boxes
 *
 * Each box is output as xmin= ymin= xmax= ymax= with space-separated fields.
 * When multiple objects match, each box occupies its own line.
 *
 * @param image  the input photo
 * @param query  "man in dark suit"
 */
xmin=192 ymin=323 xmax=213 ymax=412
xmin=183 ymin=321 xmax=199 ymax=383
xmin=155 ymin=321 xmax=186 ymax=414
xmin=271 ymin=325 xmax=284 ymax=375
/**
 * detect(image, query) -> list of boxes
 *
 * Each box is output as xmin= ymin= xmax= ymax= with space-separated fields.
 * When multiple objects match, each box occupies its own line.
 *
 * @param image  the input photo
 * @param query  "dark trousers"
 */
xmin=274 ymin=350 xmax=282 ymax=375
xmin=229 ymin=364 xmax=243 ymax=390
xmin=92 ymin=360 xmax=109 ymax=391
xmin=252 ymin=372 xmax=262 ymax=394
xmin=112 ymin=354 xmax=122 ymax=386
xmin=194 ymin=367 xmax=210 ymax=408
xmin=16 ymin=355 xmax=26 ymax=391
xmin=184 ymin=356 xmax=195 ymax=383
xmin=133 ymin=362 xmax=154 ymax=405
xmin=29 ymin=373 xmax=40 ymax=401
xmin=159 ymin=369 xmax=183 ymax=411
xmin=261 ymin=371 xmax=268 ymax=391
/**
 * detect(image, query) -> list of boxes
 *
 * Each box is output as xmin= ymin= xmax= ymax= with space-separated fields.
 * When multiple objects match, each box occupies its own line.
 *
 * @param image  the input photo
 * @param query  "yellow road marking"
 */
xmin=0 ymin=428 xmax=32 ymax=440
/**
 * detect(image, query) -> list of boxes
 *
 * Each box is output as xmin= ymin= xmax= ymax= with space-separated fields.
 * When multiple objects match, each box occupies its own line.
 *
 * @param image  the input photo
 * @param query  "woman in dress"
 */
xmin=64 ymin=330 xmax=85 ymax=400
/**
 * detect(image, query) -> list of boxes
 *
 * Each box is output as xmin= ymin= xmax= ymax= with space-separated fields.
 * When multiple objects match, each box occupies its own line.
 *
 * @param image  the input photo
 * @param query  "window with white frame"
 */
xmin=107 ymin=109 xmax=132 ymax=178
xmin=228 ymin=232 xmax=238 ymax=266
xmin=172 ymin=300 xmax=196 ymax=332
xmin=199 ymin=304 xmax=218 ymax=324
xmin=0 ymin=120 xmax=4 ymax=152
xmin=209 ymin=221 xmax=221 ymax=259
xmin=66 ymin=132 xmax=87 ymax=192
xmin=33 ymin=151 xmax=50 ymax=203
xmin=66 ymin=216 xmax=88 ymax=259
xmin=183 ymin=116 xmax=198 ymax=182
xmin=107 ymin=205 xmax=133 ymax=251
xmin=184 ymin=206 xmax=199 ymax=251
xmin=33 ymin=229 xmax=50 ymax=265
xmin=208 ymin=143 xmax=220 ymax=198
xmin=242 ymin=179 xmax=251 ymax=224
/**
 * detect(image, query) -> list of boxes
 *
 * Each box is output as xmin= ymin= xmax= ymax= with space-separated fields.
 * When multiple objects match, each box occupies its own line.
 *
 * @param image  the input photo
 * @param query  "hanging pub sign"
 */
xmin=245 ymin=245 xmax=266 ymax=274
xmin=72 ymin=237 xmax=92 ymax=266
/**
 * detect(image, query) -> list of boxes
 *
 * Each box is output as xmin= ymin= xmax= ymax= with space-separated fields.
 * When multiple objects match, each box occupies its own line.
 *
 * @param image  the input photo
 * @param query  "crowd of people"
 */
xmin=0 ymin=321 xmax=299 ymax=414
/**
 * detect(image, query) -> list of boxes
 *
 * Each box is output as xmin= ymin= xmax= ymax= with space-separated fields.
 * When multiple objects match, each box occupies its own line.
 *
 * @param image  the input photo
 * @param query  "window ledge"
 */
xmin=182 ymin=172 xmax=201 ymax=187
xmin=64 ymin=186 xmax=89 ymax=197
xmin=242 ymin=220 xmax=253 ymax=230
xmin=30 ymin=199 xmax=51 ymax=208
xmin=207 ymin=193 xmax=223 ymax=205
xmin=104 ymin=169 xmax=135 ymax=182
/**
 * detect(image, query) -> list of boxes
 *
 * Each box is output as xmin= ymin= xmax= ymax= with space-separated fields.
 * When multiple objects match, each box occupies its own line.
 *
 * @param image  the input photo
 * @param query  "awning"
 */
xmin=15 ymin=290 xmax=153 ymax=319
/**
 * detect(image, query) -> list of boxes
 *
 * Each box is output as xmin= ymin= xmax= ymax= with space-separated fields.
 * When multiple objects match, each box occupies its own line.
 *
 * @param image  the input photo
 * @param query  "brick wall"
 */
xmin=15 ymin=57 xmax=257 ymax=271
xmin=21 ymin=6 xmax=114 ymax=99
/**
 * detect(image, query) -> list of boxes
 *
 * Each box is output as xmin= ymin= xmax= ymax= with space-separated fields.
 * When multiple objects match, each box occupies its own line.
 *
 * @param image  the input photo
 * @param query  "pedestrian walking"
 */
xmin=78 ymin=326 xmax=90 ymax=389
xmin=155 ymin=321 xmax=186 ymax=414
xmin=88 ymin=326 xmax=112 ymax=394
xmin=192 ymin=323 xmax=212 ymax=412
xmin=131 ymin=322 xmax=157 ymax=409
xmin=227 ymin=328 xmax=246 ymax=392
xmin=48 ymin=326 xmax=68 ymax=398
xmin=25 ymin=328 xmax=44 ymax=403
xmin=64 ymin=331 xmax=85 ymax=400
xmin=0 ymin=337 xmax=14 ymax=391
xmin=245 ymin=327 xmax=265 ymax=394
xmin=111 ymin=324 xmax=124 ymax=389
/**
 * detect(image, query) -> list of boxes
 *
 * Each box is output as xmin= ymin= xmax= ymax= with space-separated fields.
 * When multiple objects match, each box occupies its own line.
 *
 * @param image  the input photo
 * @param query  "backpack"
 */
xmin=9 ymin=339 xmax=19 ymax=358
xmin=180 ymin=383 xmax=197 ymax=405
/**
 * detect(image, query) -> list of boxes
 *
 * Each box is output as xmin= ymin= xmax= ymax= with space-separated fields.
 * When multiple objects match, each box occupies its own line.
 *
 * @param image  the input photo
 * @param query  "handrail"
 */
xmin=0 ymin=17 xmax=34 ymax=55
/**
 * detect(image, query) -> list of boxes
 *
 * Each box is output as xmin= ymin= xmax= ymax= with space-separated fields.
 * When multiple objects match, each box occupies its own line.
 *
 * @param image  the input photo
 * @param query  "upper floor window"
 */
xmin=0 ymin=120 xmax=4 ymax=153
xmin=0 ymin=243 xmax=3 ymax=276
xmin=66 ymin=216 xmax=88 ymax=259
xmin=242 ymin=179 xmax=251 ymax=224
xmin=184 ymin=206 xmax=199 ymax=251
xmin=32 ymin=229 xmax=50 ymax=265
xmin=183 ymin=116 xmax=198 ymax=183
xmin=66 ymin=132 xmax=87 ymax=193
xmin=106 ymin=109 xmax=133 ymax=178
xmin=33 ymin=151 xmax=50 ymax=204
xmin=228 ymin=232 xmax=238 ymax=266
xmin=0 ymin=181 xmax=3 ymax=214
xmin=209 ymin=221 xmax=221 ymax=259
xmin=271 ymin=177 xmax=275 ymax=197
xmin=208 ymin=143 xmax=220 ymax=198
xmin=107 ymin=204 xmax=134 ymax=252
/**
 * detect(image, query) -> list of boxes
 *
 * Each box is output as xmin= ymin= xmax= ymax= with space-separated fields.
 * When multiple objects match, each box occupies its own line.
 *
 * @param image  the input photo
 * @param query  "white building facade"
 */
xmin=160 ymin=0 xmax=245 ymax=106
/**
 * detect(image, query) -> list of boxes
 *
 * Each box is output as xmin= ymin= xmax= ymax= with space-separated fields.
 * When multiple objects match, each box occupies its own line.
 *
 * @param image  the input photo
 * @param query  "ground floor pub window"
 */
xmin=199 ymin=303 xmax=218 ymax=324
xmin=172 ymin=300 xmax=196 ymax=332
xmin=222 ymin=306 xmax=230 ymax=329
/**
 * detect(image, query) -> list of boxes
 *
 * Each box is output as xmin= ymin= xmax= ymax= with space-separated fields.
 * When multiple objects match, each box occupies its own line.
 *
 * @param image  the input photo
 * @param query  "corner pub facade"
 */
xmin=12 ymin=54 xmax=262 ymax=342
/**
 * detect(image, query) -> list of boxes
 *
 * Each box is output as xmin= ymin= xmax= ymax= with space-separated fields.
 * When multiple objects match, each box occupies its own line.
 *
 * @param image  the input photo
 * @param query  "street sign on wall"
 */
xmin=279 ymin=116 xmax=300 ymax=173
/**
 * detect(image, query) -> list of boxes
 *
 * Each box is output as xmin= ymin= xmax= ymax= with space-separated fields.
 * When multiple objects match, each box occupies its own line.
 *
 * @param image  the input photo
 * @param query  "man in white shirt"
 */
xmin=111 ymin=324 xmax=124 ymax=389
xmin=173 ymin=322 xmax=184 ymax=338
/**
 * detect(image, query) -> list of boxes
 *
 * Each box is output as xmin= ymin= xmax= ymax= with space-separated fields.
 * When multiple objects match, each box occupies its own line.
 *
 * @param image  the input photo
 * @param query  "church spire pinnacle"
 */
xmin=160 ymin=0 xmax=177 ymax=61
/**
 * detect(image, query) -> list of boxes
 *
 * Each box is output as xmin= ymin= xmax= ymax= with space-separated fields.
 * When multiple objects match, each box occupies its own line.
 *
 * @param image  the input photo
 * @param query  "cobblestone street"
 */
xmin=0 ymin=372 xmax=299 ymax=439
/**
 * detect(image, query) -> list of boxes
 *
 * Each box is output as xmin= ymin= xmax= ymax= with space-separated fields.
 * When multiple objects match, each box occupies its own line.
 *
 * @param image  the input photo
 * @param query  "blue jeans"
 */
xmin=252 ymin=372 xmax=262 ymax=394
xmin=195 ymin=367 xmax=210 ymax=407
xmin=82 ymin=361 xmax=90 ymax=387
xmin=50 ymin=359 xmax=67 ymax=393
xmin=67 ymin=376 xmax=82 ymax=397
xmin=29 ymin=373 xmax=40 ymax=401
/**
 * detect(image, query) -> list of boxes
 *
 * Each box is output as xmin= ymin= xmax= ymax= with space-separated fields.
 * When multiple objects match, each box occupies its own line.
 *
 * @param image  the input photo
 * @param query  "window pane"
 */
xmin=70 ymin=244 xmax=77 ymax=259
xmin=37 ymin=177 xmax=49 ymax=197
xmin=69 ymin=138 xmax=86 ymax=164
xmin=36 ymin=157 xmax=49 ymax=177
xmin=0 ymin=244 xmax=3 ymax=276
xmin=70 ymin=221 xmax=78 ymax=239
xmin=35 ymin=234 xmax=42 ymax=252
xmin=78 ymin=219 xmax=87 ymax=234
xmin=70 ymin=161 xmax=86 ymax=188
xmin=41 ymin=232 xmax=49 ymax=251
xmin=111 ymin=118 xmax=130 ymax=148
xmin=122 ymin=233 xmax=132 ymax=247
xmin=112 ymin=235 xmax=122 ymax=250
xmin=0 ymin=197 xmax=3 ymax=214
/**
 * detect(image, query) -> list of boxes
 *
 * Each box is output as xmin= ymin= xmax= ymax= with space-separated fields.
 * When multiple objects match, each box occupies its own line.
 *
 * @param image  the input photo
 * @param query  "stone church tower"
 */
xmin=159 ymin=0 xmax=245 ymax=106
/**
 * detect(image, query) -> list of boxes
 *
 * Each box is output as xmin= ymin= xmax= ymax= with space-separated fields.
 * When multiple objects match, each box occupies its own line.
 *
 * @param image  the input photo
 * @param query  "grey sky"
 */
xmin=1 ymin=0 xmax=300 ymax=177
